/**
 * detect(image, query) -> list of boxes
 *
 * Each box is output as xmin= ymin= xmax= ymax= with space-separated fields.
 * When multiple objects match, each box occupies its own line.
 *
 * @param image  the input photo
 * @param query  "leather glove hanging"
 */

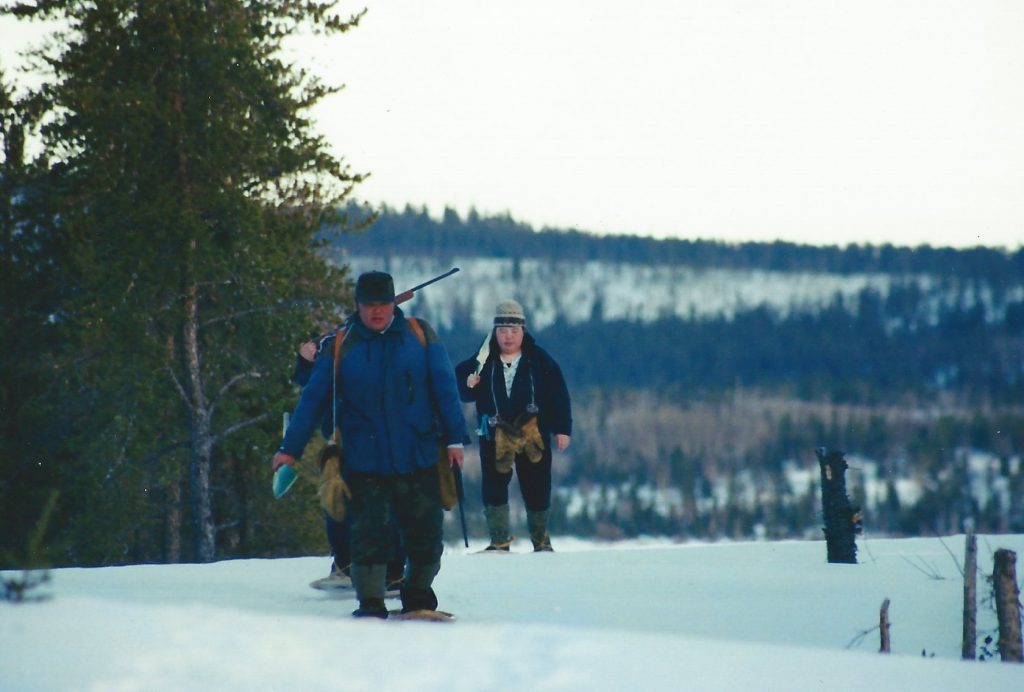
xmin=518 ymin=414 xmax=545 ymax=463
xmin=318 ymin=444 xmax=351 ymax=521
xmin=493 ymin=419 xmax=526 ymax=473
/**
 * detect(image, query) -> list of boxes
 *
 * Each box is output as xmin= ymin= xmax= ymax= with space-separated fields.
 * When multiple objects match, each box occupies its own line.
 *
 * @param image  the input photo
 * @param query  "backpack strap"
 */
xmin=331 ymin=326 xmax=349 ymax=446
xmin=332 ymin=326 xmax=349 ymax=362
xmin=406 ymin=317 xmax=427 ymax=347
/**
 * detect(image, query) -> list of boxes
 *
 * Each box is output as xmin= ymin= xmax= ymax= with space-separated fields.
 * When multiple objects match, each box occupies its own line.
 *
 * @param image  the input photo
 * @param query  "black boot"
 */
xmin=528 ymin=510 xmax=554 ymax=552
xmin=350 ymin=564 xmax=388 ymax=618
xmin=483 ymin=504 xmax=513 ymax=551
xmin=400 ymin=586 xmax=438 ymax=614
xmin=352 ymin=598 xmax=388 ymax=619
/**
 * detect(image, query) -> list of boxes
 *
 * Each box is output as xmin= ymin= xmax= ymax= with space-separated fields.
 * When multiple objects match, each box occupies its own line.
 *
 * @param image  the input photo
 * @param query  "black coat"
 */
xmin=455 ymin=331 xmax=572 ymax=439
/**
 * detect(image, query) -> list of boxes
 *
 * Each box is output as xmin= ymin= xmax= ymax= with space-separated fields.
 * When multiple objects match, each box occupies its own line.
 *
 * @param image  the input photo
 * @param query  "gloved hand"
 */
xmin=318 ymin=452 xmax=351 ymax=521
xmin=271 ymin=452 xmax=295 ymax=472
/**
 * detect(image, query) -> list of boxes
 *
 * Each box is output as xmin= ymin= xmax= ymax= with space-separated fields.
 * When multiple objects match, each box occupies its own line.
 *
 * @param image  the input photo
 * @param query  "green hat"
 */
xmin=355 ymin=271 xmax=395 ymax=303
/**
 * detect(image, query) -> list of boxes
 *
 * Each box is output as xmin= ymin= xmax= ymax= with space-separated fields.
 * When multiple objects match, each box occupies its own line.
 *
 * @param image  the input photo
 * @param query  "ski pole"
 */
xmin=454 ymin=465 xmax=469 ymax=548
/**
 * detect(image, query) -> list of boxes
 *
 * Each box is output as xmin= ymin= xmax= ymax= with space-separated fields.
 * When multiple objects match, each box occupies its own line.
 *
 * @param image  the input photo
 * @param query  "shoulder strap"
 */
xmin=332 ymin=326 xmax=349 ymax=362
xmin=331 ymin=326 xmax=349 ymax=446
xmin=406 ymin=317 xmax=444 ymax=442
xmin=406 ymin=317 xmax=427 ymax=348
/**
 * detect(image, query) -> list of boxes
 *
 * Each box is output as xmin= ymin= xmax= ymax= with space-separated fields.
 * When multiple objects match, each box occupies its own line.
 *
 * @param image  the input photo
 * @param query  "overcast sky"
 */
xmin=4 ymin=1 xmax=1022 ymax=249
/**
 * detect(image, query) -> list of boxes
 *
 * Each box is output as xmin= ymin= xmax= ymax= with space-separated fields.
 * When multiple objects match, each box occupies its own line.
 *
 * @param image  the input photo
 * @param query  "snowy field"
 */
xmin=3 ymin=535 xmax=1024 ymax=691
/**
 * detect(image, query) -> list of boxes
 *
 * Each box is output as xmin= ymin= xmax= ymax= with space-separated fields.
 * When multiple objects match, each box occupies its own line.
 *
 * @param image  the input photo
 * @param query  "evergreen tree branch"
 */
xmin=211 ymin=412 xmax=273 ymax=446
xmin=199 ymin=300 xmax=324 ymax=329
xmin=209 ymin=370 xmax=262 ymax=417
xmin=139 ymin=441 xmax=189 ymax=468
xmin=164 ymin=365 xmax=193 ymax=411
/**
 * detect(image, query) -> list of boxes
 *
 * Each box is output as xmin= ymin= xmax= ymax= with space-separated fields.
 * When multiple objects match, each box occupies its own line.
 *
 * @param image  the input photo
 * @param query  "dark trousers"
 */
xmin=347 ymin=465 xmax=444 ymax=567
xmin=480 ymin=438 xmax=552 ymax=511
xmin=323 ymin=512 xmax=405 ymax=579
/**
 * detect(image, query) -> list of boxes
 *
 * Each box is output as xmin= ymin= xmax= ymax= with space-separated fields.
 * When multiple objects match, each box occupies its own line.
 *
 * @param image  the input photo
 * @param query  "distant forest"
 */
xmin=338 ymin=205 xmax=1024 ymax=406
xmin=334 ymin=205 xmax=1024 ymax=540
xmin=335 ymin=203 xmax=1024 ymax=284
xmin=537 ymin=294 xmax=1024 ymax=406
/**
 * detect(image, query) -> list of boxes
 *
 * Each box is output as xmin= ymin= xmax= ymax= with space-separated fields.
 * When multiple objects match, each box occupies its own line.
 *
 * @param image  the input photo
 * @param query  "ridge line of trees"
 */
xmin=333 ymin=203 xmax=1024 ymax=282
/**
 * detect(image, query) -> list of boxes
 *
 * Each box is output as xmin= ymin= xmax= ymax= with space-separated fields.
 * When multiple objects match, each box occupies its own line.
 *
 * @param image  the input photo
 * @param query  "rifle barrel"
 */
xmin=407 ymin=267 xmax=459 ymax=294
xmin=396 ymin=267 xmax=459 ymax=305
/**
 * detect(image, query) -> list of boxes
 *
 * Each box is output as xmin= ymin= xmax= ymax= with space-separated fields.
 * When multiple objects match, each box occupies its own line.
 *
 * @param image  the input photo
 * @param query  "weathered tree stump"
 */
xmin=993 ymin=548 xmax=1023 ymax=663
xmin=816 ymin=447 xmax=862 ymax=564
xmin=962 ymin=524 xmax=977 ymax=660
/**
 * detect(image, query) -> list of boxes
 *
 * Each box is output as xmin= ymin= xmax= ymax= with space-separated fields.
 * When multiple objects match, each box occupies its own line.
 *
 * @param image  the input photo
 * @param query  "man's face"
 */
xmin=495 ymin=325 xmax=524 ymax=354
xmin=358 ymin=301 xmax=395 ymax=332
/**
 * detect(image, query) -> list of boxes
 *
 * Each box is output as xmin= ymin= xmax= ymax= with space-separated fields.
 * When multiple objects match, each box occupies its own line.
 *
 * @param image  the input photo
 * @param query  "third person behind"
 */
xmin=456 ymin=299 xmax=572 ymax=552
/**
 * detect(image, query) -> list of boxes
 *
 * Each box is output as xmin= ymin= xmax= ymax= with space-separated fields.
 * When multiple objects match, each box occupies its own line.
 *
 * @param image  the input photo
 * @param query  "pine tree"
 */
xmin=1 ymin=69 xmax=69 ymax=567
xmin=3 ymin=0 xmax=367 ymax=563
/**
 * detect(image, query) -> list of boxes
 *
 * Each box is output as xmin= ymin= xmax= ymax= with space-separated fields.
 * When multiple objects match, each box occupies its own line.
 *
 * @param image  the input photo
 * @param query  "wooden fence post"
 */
xmin=993 ymin=548 xmax=1023 ymax=663
xmin=815 ymin=447 xmax=862 ymax=564
xmin=879 ymin=598 xmax=891 ymax=653
xmin=962 ymin=525 xmax=977 ymax=660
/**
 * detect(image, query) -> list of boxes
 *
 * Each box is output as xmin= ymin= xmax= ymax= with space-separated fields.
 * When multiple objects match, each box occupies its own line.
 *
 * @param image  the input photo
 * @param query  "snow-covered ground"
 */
xmin=3 ymin=535 xmax=1023 ymax=690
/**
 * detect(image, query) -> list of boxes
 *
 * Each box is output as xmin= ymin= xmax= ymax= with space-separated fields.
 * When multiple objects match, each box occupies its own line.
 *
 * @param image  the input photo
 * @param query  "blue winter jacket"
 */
xmin=280 ymin=308 xmax=466 ymax=475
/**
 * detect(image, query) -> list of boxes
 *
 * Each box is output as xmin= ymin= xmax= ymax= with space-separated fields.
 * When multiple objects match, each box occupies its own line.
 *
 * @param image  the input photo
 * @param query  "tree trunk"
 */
xmin=962 ymin=525 xmax=977 ymax=660
xmin=993 ymin=548 xmax=1023 ymax=663
xmin=879 ymin=598 xmax=891 ymax=653
xmin=189 ymin=416 xmax=215 ymax=562
xmin=165 ymin=476 xmax=182 ymax=563
xmin=184 ymin=279 xmax=216 ymax=562
xmin=815 ymin=448 xmax=861 ymax=564
xmin=163 ymin=333 xmax=183 ymax=564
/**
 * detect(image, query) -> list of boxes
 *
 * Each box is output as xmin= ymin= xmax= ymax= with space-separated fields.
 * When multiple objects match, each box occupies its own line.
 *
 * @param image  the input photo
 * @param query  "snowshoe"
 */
xmin=400 ymin=586 xmax=438 ymax=614
xmin=389 ymin=609 xmax=455 ymax=623
xmin=309 ymin=561 xmax=352 ymax=591
xmin=477 ymin=537 xmax=514 ymax=554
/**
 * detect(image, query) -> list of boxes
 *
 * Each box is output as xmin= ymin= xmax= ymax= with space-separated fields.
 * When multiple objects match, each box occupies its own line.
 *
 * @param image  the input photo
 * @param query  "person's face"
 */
xmin=358 ymin=301 xmax=395 ymax=332
xmin=495 ymin=325 xmax=524 ymax=355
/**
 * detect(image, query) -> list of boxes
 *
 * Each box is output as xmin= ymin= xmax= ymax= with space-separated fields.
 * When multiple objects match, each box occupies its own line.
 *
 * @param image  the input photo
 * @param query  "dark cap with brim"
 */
xmin=355 ymin=271 xmax=395 ymax=303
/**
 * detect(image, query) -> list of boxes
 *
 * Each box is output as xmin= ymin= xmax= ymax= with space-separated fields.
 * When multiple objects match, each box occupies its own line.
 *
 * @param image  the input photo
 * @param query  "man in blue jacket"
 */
xmin=272 ymin=271 xmax=466 ymax=618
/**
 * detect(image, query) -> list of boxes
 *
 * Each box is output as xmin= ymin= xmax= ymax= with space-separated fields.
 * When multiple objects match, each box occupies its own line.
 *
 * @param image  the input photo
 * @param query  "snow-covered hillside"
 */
xmin=337 ymin=254 xmax=1022 ymax=332
xmin=4 ymin=535 xmax=1024 ymax=690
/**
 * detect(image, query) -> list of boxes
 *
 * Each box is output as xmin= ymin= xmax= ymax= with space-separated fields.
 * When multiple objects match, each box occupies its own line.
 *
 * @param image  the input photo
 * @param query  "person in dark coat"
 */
xmin=273 ymin=271 xmax=466 ymax=618
xmin=456 ymin=299 xmax=572 ymax=552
